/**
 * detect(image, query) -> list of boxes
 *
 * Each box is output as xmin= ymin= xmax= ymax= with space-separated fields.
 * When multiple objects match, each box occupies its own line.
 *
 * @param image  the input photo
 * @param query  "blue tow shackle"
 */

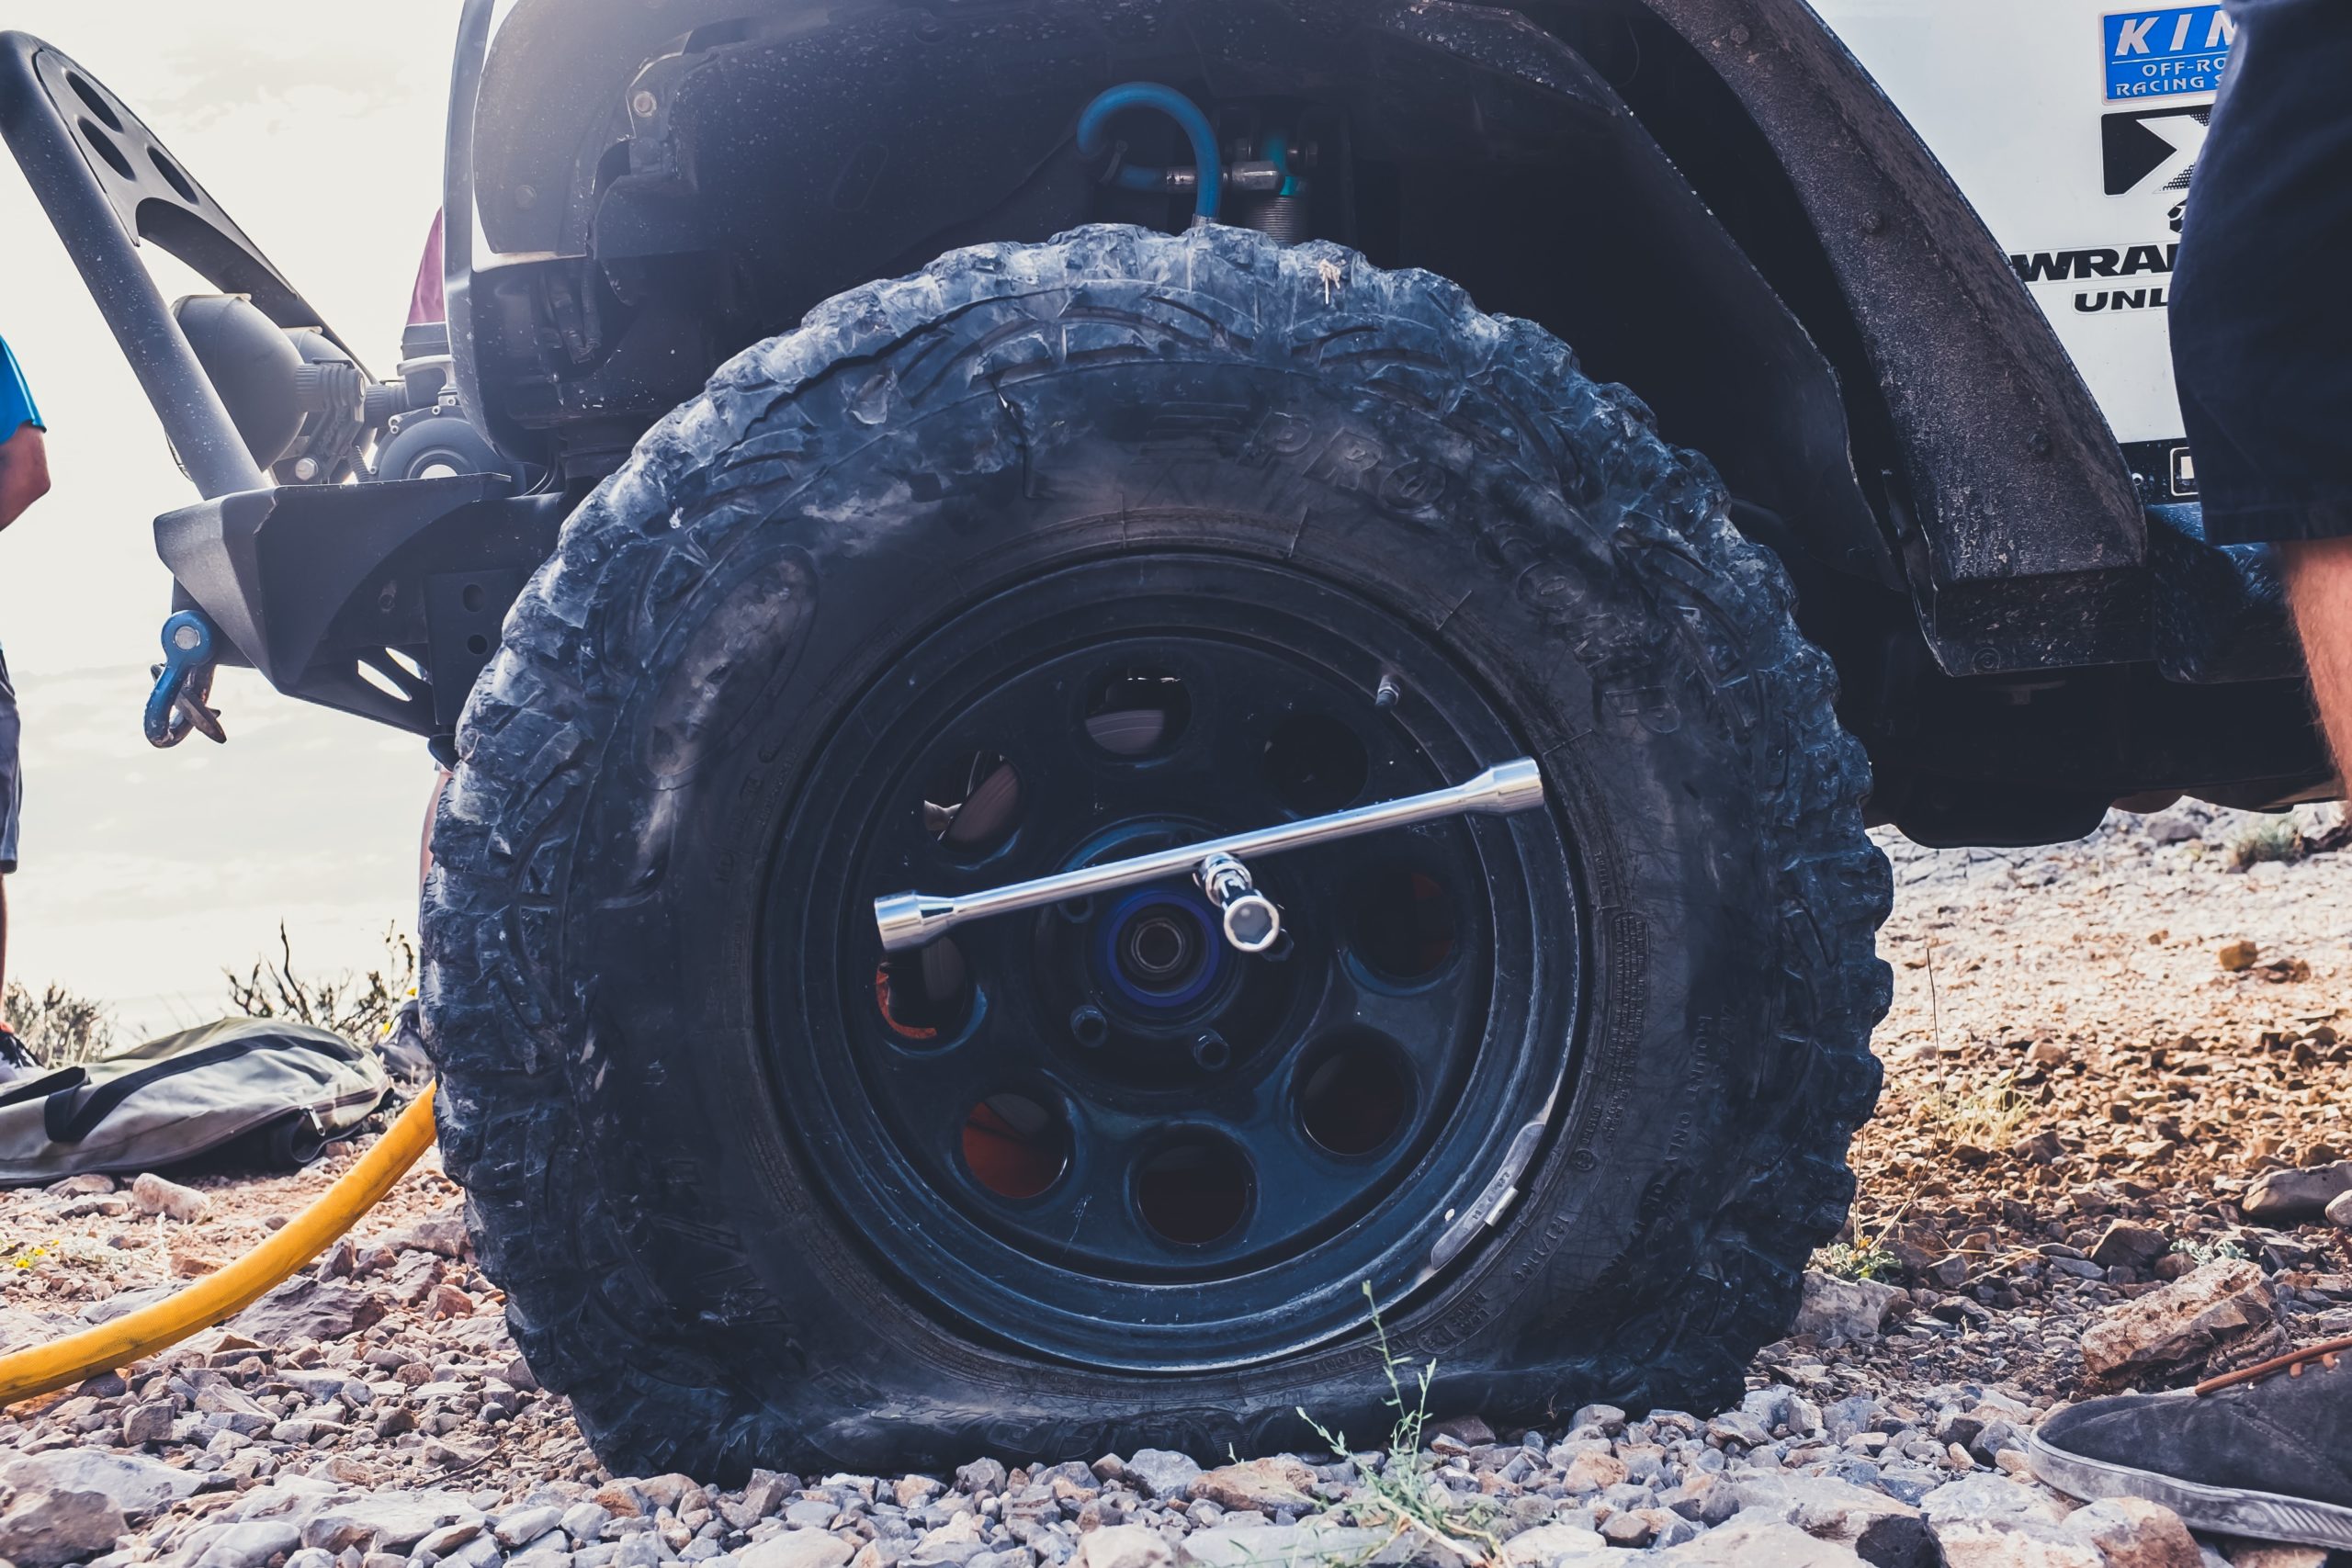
xmin=1076 ymin=83 xmax=1224 ymax=227
xmin=144 ymin=609 xmax=227 ymax=749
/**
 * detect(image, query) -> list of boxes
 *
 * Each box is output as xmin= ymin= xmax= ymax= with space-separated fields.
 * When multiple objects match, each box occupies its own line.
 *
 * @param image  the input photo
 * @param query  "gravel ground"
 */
xmin=4 ymin=803 xmax=2351 ymax=1568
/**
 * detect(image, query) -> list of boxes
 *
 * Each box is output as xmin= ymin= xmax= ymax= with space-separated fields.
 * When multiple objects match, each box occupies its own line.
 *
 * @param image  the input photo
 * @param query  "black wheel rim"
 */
xmin=761 ymin=551 xmax=1581 ymax=1370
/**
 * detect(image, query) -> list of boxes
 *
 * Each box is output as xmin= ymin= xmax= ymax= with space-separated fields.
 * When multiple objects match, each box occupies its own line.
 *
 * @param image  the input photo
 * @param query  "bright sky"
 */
xmin=0 ymin=5 xmax=458 ymax=1041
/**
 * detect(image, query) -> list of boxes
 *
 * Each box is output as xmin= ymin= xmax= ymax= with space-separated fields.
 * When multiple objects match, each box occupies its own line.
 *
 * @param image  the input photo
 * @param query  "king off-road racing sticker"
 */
xmin=2103 ymin=6 xmax=2234 ymax=100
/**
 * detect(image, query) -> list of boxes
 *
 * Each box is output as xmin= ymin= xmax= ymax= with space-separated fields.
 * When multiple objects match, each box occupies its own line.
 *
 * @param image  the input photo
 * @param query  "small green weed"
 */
xmin=1921 ymin=1068 xmax=2028 ymax=1150
xmin=1815 ymin=1242 xmax=1902 ymax=1283
xmin=1297 ymin=1283 xmax=1501 ymax=1565
xmin=2228 ymin=818 xmax=2302 ymax=871
xmin=2170 ymin=1236 xmax=2250 ymax=1267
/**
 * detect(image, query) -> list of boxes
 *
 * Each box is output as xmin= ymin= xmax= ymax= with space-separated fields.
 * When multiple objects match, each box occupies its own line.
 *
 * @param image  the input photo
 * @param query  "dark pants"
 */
xmin=2169 ymin=0 xmax=2352 ymax=545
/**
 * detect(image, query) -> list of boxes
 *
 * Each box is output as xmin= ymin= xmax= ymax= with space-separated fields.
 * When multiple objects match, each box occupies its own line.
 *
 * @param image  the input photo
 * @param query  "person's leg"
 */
xmin=2283 ymin=539 xmax=2352 ymax=779
xmin=2030 ymin=0 xmax=2352 ymax=1545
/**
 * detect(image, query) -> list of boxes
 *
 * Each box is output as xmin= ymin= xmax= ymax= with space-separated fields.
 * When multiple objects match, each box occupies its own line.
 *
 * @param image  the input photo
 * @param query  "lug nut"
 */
xmin=1069 ymin=1003 xmax=1109 ymax=1049
xmin=1196 ymin=852 xmax=1283 ymax=955
xmin=1220 ymin=893 xmax=1281 ymax=953
xmin=1191 ymin=1031 xmax=1232 ymax=1072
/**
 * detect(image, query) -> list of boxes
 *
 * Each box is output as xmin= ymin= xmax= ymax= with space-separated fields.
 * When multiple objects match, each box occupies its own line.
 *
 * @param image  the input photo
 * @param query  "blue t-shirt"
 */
xmin=0 ymin=335 xmax=42 ymax=438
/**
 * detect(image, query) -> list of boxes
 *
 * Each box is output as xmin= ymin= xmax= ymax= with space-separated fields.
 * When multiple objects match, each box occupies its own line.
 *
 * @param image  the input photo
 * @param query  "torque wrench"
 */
xmin=875 ymin=757 xmax=1545 ymax=953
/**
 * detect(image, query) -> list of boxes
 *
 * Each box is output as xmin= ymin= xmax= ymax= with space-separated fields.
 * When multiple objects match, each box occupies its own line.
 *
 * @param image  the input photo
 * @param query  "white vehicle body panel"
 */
xmin=1804 ymin=1 xmax=2232 ymax=464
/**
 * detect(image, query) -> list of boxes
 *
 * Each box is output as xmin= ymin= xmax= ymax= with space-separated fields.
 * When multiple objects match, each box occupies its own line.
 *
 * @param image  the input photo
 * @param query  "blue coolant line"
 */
xmin=1076 ymin=83 xmax=1223 ymax=224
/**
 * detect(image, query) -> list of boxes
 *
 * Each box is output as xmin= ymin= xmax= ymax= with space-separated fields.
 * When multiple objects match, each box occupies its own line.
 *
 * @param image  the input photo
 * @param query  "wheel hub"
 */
xmin=759 ymin=555 xmax=1578 ymax=1369
xmin=1102 ymin=889 xmax=1221 ymax=1010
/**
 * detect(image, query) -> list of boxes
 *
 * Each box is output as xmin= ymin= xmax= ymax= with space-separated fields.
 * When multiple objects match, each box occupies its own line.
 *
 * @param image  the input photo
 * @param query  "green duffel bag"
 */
xmin=0 ymin=1019 xmax=390 ymax=1186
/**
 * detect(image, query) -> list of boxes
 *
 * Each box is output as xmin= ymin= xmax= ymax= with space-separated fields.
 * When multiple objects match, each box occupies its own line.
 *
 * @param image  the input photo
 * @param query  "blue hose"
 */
xmin=1077 ymin=83 xmax=1222 ymax=225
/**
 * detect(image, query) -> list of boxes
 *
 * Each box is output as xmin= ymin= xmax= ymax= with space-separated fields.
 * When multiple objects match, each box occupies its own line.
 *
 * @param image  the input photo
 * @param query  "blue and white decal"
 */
xmin=1806 ymin=0 xmax=2230 ymax=445
xmin=2103 ymin=6 xmax=2234 ymax=101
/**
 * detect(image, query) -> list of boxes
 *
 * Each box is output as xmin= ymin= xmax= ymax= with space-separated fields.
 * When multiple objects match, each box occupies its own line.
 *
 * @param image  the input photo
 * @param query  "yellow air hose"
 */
xmin=0 ymin=1083 xmax=438 ymax=1407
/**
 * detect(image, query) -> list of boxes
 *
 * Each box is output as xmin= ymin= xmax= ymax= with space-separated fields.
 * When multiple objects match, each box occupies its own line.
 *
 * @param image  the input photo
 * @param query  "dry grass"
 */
xmin=4 ymin=980 xmax=117 ymax=1066
xmin=225 ymin=923 xmax=417 ymax=1043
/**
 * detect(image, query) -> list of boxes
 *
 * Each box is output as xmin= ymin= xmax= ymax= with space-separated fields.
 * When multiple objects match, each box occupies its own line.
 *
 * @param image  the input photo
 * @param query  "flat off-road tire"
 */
xmin=423 ymin=225 xmax=1893 ymax=1479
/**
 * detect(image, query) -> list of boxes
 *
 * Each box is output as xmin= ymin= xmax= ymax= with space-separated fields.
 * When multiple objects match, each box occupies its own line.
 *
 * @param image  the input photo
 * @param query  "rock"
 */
xmin=1072 ymin=1525 xmax=1174 ymax=1568
xmin=1430 ymin=1415 xmax=1495 ymax=1446
xmin=2243 ymin=1161 xmax=2352 ymax=1223
xmin=2226 ymin=1550 xmax=2328 ymax=1568
xmin=0 ymin=1488 xmax=129 ymax=1568
xmin=1123 ymin=1450 xmax=1203 ymax=1501
xmin=300 ymin=1496 xmax=481 ymax=1554
xmin=495 ymin=1508 xmax=569 ymax=1550
xmin=2058 ymin=1498 xmax=2199 ymax=1568
xmin=1734 ymin=1475 xmax=1937 ymax=1568
xmin=1567 ymin=1404 xmax=1627 ymax=1435
xmin=417 ymin=1522 xmax=487 ymax=1558
xmin=2079 ymin=1259 xmax=2276 ymax=1380
xmin=2 ymin=1450 xmax=204 ymax=1524
xmin=1920 ymin=1476 xmax=2067 ymax=1529
xmin=2219 ymin=940 xmax=2259 ymax=972
xmin=130 ymin=1170 xmax=211 ymax=1222
xmin=194 ymin=1520 xmax=304 ymax=1568
xmin=560 ymin=1502 xmax=613 ymax=1540
xmin=119 ymin=1399 xmax=175 ymax=1447
xmin=1560 ymin=1450 xmax=1629 ymax=1495
xmin=1359 ymin=1520 xmax=1477 ymax=1568
xmin=227 ymin=1274 xmax=390 ymax=1345
xmin=2089 ymin=1223 xmax=2170 ymax=1270
xmin=1496 ymin=1523 xmax=1610 ymax=1565
xmin=1659 ymin=1472 xmax=1741 ymax=1528
xmin=1188 ymin=1457 xmax=1317 ymax=1512
xmin=1654 ymin=1514 xmax=1866 ymax=1565
xmin=1598 ymin=1513 xmax=1657 ymax=1549
xmin=1933 ymin=1518 xmax=2101 ymax=1567
xmin=2013 ymin=1131 xmax=2065 ymax=1165
xmin=1792 ymin=1271 xmax=1902 ymax=1342
xmin=1176 ymin=1523 xmax=1374 ymax=1568
xmin=2324 ymin=1190 xmax=2352 ymax=1228
xmin=956 ymin=1458 xmax=1009 ymax=1495
xmin=384 ymin=1202 xmax=472 ymax=1258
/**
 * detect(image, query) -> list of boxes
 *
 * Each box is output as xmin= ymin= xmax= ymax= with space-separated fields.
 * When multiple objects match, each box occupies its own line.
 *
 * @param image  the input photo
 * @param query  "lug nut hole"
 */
xmin=963 ymin=1093 xmax=1068 ymax=1200
xmin=1136 ymin=1135 xmax=1253 ymax=1246
xmin=1299 ymin=1032 xmax=1412 ymax=1156
xmin=1263 ymin=713 xmax=1368 ymax=816
xmin=922 ymin=750 xmax=1023 ymax=854
xmin=1351 ymin=867 xmax=1459 ymax=981
xmin=1085 ymin=668 xmax=1192 ymax=758
xmin=876 ymin=938 xmax=972 ymax=1042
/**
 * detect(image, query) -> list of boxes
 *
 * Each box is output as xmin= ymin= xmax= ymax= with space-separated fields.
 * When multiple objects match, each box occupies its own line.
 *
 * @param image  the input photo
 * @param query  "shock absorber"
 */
xmin=1078 ymin=85 xmax=1315 ymax=244
xmin=1230 ymin=125 xmax=1310 ymax=244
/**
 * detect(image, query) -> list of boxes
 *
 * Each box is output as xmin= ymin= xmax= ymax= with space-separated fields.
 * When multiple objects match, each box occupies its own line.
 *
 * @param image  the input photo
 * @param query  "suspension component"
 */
xmin=874 ymin=757 xmax=1545 ymax=953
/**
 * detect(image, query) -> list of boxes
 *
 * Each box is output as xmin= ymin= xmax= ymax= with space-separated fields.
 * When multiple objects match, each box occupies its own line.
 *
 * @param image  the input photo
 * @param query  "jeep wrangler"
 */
xmin=0 ymin=0 xmax=2316 ymax=1478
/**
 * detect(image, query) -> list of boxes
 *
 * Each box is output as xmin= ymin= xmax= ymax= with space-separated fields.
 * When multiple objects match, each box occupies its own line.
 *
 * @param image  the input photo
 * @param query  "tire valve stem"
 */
xmin=1374 ymin=674 xmax=1402 ymax=710
xmin=1195 ymin=853 xmax=1282 ymax=954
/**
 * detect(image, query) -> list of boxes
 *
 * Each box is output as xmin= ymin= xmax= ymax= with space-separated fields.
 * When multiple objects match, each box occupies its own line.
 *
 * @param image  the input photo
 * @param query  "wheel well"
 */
xmin=460 ymin=0 xmax=1896 ymax=599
